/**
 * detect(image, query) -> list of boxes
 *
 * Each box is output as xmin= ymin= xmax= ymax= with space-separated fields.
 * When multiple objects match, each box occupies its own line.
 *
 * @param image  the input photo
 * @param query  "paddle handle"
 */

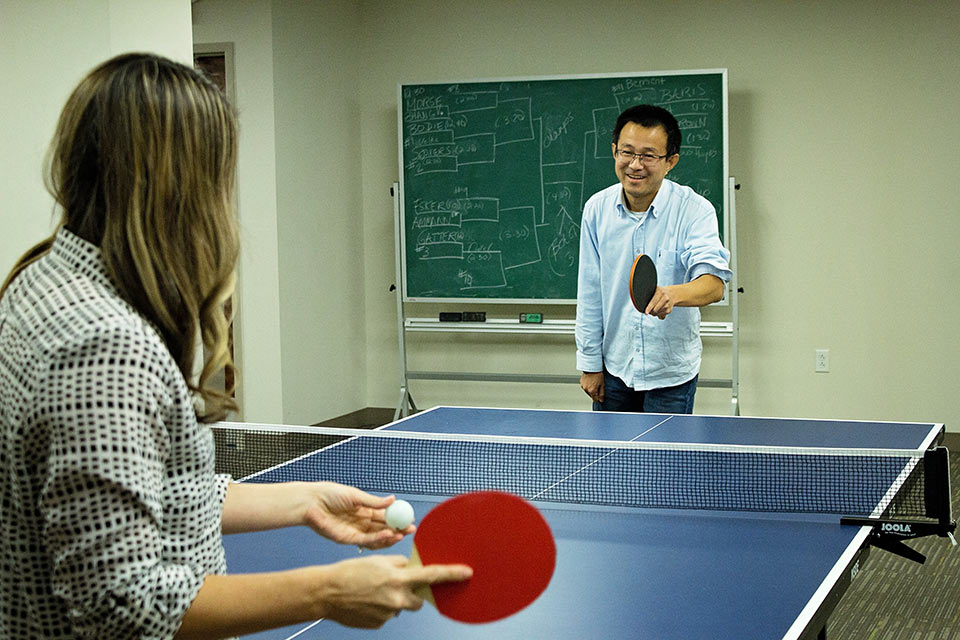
xmin=408 ymin=544 xmax=437 ymax=605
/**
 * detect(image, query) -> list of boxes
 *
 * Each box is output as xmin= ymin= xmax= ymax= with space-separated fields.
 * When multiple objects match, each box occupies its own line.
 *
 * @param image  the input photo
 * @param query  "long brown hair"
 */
xmin=2 ymin=53 xmax=240 ymax=422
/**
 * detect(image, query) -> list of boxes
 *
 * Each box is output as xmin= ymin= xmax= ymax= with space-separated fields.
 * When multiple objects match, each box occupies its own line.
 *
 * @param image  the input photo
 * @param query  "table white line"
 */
xmin=284 ymin=618 xmax=323 ymax=640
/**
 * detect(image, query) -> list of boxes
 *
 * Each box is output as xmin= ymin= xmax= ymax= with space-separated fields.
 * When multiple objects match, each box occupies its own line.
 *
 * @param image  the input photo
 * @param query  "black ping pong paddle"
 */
xmin=629 ymin=253 xmax=657 ymax=313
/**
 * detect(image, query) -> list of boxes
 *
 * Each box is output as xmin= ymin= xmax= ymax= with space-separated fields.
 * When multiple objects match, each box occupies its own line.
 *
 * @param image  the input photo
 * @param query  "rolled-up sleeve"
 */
xmin=681 ymin=199 xmax=732 ymax=284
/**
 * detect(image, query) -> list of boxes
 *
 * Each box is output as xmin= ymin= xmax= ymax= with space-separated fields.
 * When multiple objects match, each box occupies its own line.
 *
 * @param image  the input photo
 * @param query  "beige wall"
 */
xmin=355 ymin=0 xmax=960 ymax=430
xmin=1 ymin=0 xmax=192 ymax=283
xmin=193 ymin=0 xmax=368 ymax=426
xmin=5 ymin=1 xmax=958 ymax=432
xmin=192 ymin=0 xmax=285 ymax=423
xmin=270 ymin=1 xmax=367 ymax=426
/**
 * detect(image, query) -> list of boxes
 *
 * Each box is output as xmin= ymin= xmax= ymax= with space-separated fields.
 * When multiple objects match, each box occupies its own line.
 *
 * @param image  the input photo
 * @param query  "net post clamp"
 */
xmin=840 ymin=445 xmax=956 ymax=563
xmin=840 ymin=516 xmax=957 ymax=564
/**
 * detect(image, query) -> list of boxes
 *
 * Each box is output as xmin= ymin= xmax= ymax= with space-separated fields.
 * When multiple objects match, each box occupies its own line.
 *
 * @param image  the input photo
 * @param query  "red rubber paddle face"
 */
xmin=413 ymin=491 xmax=556 ymax=623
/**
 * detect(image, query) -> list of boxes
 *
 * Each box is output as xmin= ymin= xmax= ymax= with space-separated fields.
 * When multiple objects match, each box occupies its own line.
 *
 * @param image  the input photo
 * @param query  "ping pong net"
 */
xmin=212 ymin=422 xmax=955 ymax=561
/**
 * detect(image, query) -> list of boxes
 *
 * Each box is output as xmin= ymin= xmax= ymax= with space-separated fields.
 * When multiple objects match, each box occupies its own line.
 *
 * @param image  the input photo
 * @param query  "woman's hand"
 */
xmin=314 ymin=555 xmax=473 ymax=628
xmin=302 ymin=482 xmax=413 ymax=549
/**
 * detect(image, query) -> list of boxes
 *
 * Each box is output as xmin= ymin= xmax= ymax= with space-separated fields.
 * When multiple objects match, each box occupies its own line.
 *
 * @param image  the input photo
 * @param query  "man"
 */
xmin=575 ymin=104 xmax=731 ymax=413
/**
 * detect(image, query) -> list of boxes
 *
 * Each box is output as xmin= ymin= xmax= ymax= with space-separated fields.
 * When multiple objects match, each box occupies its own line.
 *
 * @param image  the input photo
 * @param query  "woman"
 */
xmin=0 ymin=53 xmax=470 ymax=639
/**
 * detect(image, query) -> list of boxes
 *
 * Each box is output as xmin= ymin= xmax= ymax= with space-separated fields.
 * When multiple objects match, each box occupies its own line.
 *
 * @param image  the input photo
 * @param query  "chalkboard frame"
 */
xmin=397 ymin=69 xmax=729 ymax=304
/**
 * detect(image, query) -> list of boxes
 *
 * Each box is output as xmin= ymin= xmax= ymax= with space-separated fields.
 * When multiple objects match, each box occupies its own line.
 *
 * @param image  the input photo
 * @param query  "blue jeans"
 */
xmin=592 ymin=370 xmax=699 ymax=414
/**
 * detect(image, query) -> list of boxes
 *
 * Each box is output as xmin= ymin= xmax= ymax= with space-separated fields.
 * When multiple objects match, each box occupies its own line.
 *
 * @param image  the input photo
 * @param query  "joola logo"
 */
xmin=881 ymin=523 xmax=912 ymax=534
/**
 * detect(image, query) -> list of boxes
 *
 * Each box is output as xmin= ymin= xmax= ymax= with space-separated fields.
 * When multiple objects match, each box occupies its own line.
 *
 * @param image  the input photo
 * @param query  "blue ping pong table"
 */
xmin=221 ymin=406 xmax=945 ymax=640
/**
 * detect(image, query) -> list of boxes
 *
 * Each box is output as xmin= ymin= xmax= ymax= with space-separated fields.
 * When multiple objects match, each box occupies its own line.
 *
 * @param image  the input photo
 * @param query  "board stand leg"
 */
xmin=728 ymin=177 xmax=741 ymax=416
xmin=391 ymin=181 xmax=417 ymax=422
xmin=394 ymin=386 xmax=418 ymax=421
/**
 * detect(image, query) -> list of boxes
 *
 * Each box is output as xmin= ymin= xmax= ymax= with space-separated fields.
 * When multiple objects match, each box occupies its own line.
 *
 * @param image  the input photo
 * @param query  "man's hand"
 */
xmin=644 ymin=285 xmax=674 ymax=320
xmin=645 ymin=274 xmax=725 ymax=319
xmin=580 ymin=371 xmax=604 ymax=403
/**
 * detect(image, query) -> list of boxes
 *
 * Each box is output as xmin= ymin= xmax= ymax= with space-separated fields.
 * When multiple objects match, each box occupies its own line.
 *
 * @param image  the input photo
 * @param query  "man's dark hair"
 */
xmin=611 ymin=104 xmax=682 ymax=157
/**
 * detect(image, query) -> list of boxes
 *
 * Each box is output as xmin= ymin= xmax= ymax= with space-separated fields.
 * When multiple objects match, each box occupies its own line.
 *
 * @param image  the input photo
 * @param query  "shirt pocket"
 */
xmin=655 ymin=249 xmax=683 ymax=285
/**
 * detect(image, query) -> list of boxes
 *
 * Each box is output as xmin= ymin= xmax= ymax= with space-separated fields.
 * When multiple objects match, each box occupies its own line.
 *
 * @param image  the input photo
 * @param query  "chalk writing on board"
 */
xmin=400 ymin=72 xmax=726 ymax=301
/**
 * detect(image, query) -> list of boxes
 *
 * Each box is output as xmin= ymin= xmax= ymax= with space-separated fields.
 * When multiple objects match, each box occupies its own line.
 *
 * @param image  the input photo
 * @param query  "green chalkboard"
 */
xmin=398 ymin=70 xmax=727 ymax=303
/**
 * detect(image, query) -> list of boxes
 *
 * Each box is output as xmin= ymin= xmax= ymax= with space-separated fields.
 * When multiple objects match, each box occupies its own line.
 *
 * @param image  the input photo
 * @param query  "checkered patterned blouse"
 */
xmin=0 ymin=227 xmax=230 ymax=639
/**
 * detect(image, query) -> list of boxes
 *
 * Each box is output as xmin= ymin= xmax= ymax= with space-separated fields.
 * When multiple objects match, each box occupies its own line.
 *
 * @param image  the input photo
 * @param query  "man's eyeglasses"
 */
xmin=616 ymin=148 xmax=670 ymax=165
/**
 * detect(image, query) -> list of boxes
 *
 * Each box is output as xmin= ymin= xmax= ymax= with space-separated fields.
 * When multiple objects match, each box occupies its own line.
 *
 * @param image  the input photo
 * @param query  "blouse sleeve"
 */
xmin=39 ymin=322 xmax=209 ymax=639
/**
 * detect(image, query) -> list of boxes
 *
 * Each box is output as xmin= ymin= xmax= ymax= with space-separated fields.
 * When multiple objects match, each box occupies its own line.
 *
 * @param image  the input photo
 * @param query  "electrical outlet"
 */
xmin=815 ymin=349 xmax=830 ymax=373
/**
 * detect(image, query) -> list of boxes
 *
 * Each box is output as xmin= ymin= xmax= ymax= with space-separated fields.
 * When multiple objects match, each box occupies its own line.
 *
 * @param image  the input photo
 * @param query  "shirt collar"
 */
xmin=616 ymin=178 xmax=674 ymax=220
xmin=50 ymin=226 xmax=113 ymax=288
xmin=649 ymin=178 xmax=674 ymax=216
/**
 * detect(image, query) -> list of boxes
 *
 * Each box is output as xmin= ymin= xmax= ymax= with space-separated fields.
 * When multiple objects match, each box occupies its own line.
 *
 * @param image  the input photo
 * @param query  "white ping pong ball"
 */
xmin=385 ymin=499 xmax=415 ymax=530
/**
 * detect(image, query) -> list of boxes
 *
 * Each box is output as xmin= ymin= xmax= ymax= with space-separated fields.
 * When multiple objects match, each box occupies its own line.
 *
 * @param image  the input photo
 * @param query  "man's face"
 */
xmin=612 ymin=122 xmax=679 ymax=212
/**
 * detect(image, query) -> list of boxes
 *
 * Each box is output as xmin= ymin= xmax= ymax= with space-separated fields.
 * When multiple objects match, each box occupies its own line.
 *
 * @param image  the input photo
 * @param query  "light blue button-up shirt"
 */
xmin=575 ymin=180 xmax=732 ymax=390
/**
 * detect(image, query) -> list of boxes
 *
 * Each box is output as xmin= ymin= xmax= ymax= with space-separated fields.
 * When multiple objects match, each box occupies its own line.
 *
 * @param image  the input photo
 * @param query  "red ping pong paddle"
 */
xmin=409 ymin=491 xmax=556 ymax=624
xmin=629 ymin=253 xmax=658 ymax=313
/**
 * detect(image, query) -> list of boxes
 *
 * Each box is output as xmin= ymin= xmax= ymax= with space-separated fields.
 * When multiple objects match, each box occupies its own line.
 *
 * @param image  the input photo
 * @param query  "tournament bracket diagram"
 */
xmin=399 ymin=77 xmax=722 ymax=300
